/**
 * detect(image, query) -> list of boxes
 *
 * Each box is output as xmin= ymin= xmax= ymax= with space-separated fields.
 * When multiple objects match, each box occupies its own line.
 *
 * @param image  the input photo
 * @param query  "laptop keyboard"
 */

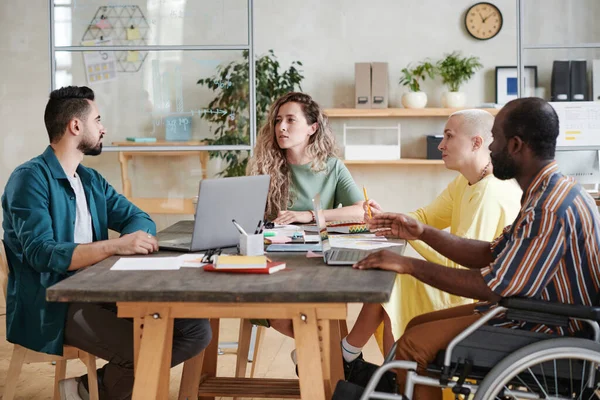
xmin=329 ymin=249 xmax=368 ymax=263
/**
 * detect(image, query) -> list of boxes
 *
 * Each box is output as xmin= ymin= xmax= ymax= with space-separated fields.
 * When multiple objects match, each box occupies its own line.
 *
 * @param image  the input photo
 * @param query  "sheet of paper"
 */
xmin=177 ymin=254 xmax=206 ymax=268
xmin=81 ymin=38 xmax=118 ymax=85
xmin=329 ymin=235 xmax=401 ymax=251
xmin=304 ymin=234 xmax=320 ymax=243
xmin=126 ymin=27 xmax=141 ymax=40
xmin=126 ymin=50 xmax=139 ymax=62
xmin=111 ymin=257 xmax=180 ymax=271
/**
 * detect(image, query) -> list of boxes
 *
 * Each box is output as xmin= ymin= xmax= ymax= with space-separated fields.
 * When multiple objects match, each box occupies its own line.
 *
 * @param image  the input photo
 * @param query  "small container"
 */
xmin=426 ymin=135 xmax=443 ymax=160
xmin=239 ymin=234 xmax=264 ymax=256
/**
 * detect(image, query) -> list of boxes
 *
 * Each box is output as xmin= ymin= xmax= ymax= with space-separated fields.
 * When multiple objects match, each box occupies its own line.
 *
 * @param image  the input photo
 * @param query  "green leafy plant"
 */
xmin=197 ymin=50 xmax=304 ymax=177
xmin=437 ymin=51 xmax=483 ymax=92
xmin=399 ymin=61 xmax=436 ymax=92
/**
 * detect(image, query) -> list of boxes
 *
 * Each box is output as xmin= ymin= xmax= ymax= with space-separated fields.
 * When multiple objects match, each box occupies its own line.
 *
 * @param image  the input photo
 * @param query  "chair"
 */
xmin=0 ymin=240 xmax=100 ymax=400
xmin=360 ymin=297 xmax=600 ymax=400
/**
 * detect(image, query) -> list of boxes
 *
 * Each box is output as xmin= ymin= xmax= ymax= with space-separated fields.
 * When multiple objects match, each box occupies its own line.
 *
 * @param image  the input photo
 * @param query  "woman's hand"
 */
xmin=273 ymin=210 xmax=313 ymax=225
xmin=363 ymin=199 xmax=383 ymax=222
xmin=367 ymin=213 xmax=425 ymax=240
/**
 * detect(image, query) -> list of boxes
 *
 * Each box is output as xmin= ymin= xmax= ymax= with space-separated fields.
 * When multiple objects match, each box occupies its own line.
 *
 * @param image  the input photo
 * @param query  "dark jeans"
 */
xmin=64 ymin=303 xmax=212 ymax=400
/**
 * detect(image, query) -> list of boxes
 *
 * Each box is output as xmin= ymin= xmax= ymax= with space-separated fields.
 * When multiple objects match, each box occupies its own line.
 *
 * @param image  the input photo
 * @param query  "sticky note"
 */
xmin=126 ymin=50 xmax=139 ymax=62
xmin=95 ymin=19 xmax=111 ymax=29
xmin=126 ymin=27 xmax=141 ymax=41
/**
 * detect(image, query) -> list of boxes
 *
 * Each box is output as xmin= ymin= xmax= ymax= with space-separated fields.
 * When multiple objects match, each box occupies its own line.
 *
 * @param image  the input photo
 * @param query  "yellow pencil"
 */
xmin=363 ymin=186 xmax=372 ymax=219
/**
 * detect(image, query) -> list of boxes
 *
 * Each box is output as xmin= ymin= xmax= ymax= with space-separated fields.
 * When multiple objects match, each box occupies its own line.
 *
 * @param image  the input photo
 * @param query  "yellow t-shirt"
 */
xmin=378 ymin=173 xmax=522 ymax=344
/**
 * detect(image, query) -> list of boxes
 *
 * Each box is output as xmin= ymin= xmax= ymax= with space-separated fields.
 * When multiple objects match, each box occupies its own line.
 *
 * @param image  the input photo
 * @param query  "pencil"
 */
xmin=363 ymin=186 xmax=372 ymax=219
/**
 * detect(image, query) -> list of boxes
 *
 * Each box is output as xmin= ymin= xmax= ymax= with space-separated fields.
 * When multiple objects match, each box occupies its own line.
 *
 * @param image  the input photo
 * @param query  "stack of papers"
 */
xmin=110 ymin=254 xmax=206 ymax=271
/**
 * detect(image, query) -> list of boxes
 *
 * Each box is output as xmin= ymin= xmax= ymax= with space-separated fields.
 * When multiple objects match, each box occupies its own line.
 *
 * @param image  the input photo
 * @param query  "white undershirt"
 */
xmin=66 ymin=173 xmax=93 ymax=244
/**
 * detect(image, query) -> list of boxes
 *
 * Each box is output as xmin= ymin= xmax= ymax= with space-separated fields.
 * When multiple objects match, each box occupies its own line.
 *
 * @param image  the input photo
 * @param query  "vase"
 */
xmin=442 ymin=92 xmax=466 ymax=108
xmin=401 ymin=92 xmax=428 ymax=109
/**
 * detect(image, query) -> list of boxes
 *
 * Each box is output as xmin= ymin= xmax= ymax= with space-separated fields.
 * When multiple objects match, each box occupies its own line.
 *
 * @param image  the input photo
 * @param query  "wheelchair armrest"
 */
xmin=501 ymin=297 xmax=600 ymax=322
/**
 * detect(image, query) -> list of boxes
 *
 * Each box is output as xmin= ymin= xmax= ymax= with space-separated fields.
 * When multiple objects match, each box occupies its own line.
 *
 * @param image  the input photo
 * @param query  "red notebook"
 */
xmin=203 ymin=261 xmax=286 ymax=274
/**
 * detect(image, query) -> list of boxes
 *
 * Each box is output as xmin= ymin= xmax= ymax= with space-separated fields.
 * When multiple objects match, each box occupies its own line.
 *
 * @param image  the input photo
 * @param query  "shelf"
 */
xmin=524 ymin=43 xmax=600 ymax=50
xmin=325 ymin=108 xmax=500 ymax=118
xmin=344 ymin=159 xmax=444 ymax=165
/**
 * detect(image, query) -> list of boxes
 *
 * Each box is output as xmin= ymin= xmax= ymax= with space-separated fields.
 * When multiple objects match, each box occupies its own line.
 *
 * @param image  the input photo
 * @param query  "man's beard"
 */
xmin=78 ymin=134 xmax=103 ymax=156
xmin=491 ymin=147 xmax=518 ymax=180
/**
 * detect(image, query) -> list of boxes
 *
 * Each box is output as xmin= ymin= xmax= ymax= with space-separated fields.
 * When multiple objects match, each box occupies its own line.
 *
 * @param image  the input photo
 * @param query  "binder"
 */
xmin=355 ymin=63 xmax=371 ymax=109
xmin=570 ymin=60 xmax=588 ymax=101
xmin=593 ymin=60 xmax=600 ymax=101
xmin=371 ymin=62 xmax=389 ymax=109
xmin=551 ymin=60 xmax=571 ymax=101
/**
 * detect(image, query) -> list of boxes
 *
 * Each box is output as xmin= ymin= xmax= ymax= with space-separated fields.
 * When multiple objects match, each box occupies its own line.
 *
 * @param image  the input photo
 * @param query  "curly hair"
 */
xmin=247 ymin=92 xmax=339 ymax=219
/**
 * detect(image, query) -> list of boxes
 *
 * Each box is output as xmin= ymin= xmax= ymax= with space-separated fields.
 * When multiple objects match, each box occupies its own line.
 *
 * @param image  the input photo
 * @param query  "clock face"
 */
xmin=465 ymin=2 xmax=503 ymax=40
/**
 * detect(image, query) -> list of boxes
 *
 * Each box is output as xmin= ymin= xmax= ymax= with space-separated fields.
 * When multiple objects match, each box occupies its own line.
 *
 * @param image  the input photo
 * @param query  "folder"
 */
xmin=371 ymin=62 xmax=389 ymax=109
xmin=551 ymin=60 xmax=570 ymax=101
xmin=355 ymin=63 xmax=371 ymax=109
xmin=593 ymin=60 xmax=600 ymax=101
xmin=570 ymin=60 xmax=588 ymax=101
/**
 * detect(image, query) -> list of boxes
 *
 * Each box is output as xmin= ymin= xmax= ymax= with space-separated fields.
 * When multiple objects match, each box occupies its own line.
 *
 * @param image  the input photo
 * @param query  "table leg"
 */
xmin=292 ymin=308 xmax=327 ymax=400
xmin=118 ymin=152 xmax=132 ymax=198
xmin=199 ymin=319 xmax=220 ymax=400
xmin=133 ymin=317 xmax=144 ymax=375
xmin=328 ymin=320 xmax=345 ymax=394
xmin=178 ymin=350 xmax=205 ymax=400
xmin=132 ymin=307 xmax=174 ymax=400
xmin=199 ymin=151 xmax=209 ymax=180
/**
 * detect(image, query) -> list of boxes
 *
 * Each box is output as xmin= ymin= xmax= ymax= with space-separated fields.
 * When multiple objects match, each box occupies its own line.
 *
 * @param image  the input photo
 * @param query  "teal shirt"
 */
xmin=1 ymin=146 xmax=155 ymax=355
xmin=288 ymin=158 xmax=363 ymax=211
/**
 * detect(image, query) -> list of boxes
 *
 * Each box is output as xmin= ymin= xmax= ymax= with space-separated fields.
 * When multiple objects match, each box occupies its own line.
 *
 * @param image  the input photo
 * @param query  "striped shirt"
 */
xmin=480 ymin=162 xmax=600 ymax=335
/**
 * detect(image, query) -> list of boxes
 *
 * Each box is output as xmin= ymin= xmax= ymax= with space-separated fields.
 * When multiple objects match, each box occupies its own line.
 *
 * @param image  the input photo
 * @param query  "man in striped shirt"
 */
xmin=355 ymin=97 xmax=600 ymax=399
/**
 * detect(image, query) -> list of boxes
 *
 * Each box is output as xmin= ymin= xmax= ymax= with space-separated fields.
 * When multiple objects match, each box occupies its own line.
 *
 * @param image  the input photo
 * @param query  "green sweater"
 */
xmin=2 ymin=146 xmax=155 ymax=355
xmin=288 ymin=158 xmax=363 ymax=211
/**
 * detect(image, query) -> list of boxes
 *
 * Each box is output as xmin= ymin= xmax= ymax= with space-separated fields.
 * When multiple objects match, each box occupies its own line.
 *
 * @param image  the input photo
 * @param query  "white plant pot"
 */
xmin=402 ymin=92 xmax=427 ymax=109
xmin=442 ymin=92 xmax=466 ymax=108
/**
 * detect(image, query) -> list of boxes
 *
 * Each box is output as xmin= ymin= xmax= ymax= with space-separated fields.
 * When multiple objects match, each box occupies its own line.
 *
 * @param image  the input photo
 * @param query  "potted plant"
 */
xmin=399 ymin=60 xmax=436 ymax=109
xmin=197 ymin=50 xmax=304 ymax=177
xmin=437 ymin=51 xmax=483 ymax=108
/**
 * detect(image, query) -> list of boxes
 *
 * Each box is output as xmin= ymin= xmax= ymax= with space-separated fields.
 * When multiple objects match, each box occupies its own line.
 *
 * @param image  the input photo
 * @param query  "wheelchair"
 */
xmin=360 ymin=297 xmax=600 ymax=399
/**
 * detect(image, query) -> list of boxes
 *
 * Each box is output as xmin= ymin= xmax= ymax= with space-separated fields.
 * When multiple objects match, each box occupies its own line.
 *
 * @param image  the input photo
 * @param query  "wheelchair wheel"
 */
xmin=474 ymin=337 xmax=600 ymax=400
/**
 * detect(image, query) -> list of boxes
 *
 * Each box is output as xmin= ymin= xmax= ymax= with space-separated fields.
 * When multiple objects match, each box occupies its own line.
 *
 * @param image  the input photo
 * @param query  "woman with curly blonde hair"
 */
xmin=247 ymin=92 xmax=364 ymax=226
xmin=247 ymin=92 xmax=364 ymax=340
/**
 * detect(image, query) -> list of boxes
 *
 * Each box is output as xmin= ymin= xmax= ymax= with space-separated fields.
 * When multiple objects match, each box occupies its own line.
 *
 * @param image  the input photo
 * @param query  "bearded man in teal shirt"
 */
xmin=2 ymin=86 xmax=211 ymax=400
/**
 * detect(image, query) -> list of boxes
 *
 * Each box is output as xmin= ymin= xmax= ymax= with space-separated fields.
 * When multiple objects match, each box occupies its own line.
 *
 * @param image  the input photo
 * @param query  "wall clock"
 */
xmin=465 ymin=2 xmax=503 ymax=40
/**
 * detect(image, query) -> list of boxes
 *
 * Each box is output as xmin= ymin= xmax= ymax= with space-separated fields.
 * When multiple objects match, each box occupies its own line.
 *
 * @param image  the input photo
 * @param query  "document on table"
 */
xmin=329 ymin=234 xmax=401 ymax=250
xmin=110 ymin=254 xmax=207 ymax=270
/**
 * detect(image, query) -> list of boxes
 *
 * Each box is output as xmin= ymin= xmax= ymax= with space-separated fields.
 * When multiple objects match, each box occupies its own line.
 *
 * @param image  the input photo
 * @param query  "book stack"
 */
xmin=303 ymin=220 xmax=369 ymax=234
xmin=203 ymin=255 xmax=286 ymax=274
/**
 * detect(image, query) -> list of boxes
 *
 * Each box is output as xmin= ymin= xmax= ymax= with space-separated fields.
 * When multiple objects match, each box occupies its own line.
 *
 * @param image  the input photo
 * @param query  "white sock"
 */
xmin=290 ymin=349 xmax=297 ymax=365
xmin=341 ymin=336 xmax=362 ymax=363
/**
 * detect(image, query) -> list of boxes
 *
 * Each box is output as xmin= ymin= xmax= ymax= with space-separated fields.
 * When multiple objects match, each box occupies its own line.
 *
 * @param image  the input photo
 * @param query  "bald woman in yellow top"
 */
xmin=340 ymin=110 xmax=522 ymax=364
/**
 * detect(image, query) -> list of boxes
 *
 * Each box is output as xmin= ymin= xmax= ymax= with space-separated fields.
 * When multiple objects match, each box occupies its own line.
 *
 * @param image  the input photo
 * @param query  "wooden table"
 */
xmin=46 ymin=239 xmax=404 ymax=399
xmin=112 ymin=141 xmax=210 ymax=215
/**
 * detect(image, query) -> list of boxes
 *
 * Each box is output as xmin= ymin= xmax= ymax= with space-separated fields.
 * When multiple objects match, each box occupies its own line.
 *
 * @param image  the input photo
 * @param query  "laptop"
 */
xmin=158 ymin=175 xmax=270 ymax=252
xmin=311 ymin=193 xmax=373 ymax=265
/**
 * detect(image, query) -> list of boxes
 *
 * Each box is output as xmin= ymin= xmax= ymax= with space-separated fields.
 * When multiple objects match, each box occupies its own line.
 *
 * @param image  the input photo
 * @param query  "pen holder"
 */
xmin=240 ymin=234 xmax=264 ymax=256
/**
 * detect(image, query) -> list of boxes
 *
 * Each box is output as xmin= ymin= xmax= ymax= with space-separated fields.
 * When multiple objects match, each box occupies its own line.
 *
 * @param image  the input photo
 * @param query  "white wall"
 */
xmin=1 ymin=0 xmax=598 ymax=234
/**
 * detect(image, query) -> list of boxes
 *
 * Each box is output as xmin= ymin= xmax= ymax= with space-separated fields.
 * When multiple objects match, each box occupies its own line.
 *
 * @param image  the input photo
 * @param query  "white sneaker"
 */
xmin=59 ymin=378 xmax=83 ymax=400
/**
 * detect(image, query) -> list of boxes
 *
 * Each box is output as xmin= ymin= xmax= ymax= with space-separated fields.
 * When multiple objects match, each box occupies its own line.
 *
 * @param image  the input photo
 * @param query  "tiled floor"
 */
xmin=0 ymin=303 xmax=383 ymax=400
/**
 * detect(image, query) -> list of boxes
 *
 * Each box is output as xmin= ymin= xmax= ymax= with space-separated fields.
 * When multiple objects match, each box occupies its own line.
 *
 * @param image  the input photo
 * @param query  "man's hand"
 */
xmin=115 ymin=231 xmax=159 ymax=255
xmin=353 ymin=250 xmax=411 ymax=273
xmin=273 ymin=210 xmax=313 ymax=225
xmin=363 ymin=199 xmax=383 ymax=222
xmin=367 ymin=213 xmax=424 ymax=240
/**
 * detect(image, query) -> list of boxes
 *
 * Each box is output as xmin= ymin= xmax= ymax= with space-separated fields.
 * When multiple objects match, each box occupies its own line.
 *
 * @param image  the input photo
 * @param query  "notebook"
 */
xmin=214 ymin=255 xmax=267 ymax=269
xmin=203 ymin=261 xmax=286 ymax=274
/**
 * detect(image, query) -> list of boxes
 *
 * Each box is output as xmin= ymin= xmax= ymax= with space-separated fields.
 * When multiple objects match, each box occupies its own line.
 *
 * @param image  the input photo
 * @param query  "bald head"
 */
xmin=449 ymin=109 xmax=495 ymax=146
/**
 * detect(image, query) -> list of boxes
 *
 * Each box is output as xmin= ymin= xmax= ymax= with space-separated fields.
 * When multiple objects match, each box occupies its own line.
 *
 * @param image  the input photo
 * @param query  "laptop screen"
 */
xmin=312 ymin=193 xmax=331 ymax=255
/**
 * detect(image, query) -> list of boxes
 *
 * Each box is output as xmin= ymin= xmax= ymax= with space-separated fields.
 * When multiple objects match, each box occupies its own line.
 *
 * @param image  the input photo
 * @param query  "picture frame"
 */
xmin=495 ymin=66 xmax=538 ymax=105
